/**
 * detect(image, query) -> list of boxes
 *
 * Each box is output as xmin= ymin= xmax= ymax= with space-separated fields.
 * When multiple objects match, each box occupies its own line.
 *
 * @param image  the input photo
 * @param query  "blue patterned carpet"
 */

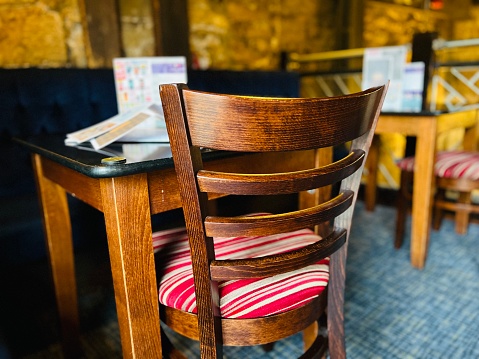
xmin=345 ymin=202 xmax=479 ymax=359
xmin=4 ymin=201 xmax=479 ymax=358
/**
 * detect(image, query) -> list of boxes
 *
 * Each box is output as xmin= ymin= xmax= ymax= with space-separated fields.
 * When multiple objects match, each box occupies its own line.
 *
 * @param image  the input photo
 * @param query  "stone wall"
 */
xmin=0 ymin=0 xmax=479 ymax=70
xmin=2 ymin=0 xmax=479 ymax=70
xmin=0 ymin=0 xmax=86 ymax=68
xmin=0 ymin=0 xmax=338 ymax=70
xmin=188 ymin=0 xmax=336 ymax=70
xmin=364 ymin=1 xmax=451 ymax=47
xmin=119 ymin=0 xmax=155 ymax=57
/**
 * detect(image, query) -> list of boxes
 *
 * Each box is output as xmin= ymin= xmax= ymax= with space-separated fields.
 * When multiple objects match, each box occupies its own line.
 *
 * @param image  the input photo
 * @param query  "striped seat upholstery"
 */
xmin=397 ymin=150 xmax=479 ymax=180
xmin=152 ymin=226 xmax=329 ymax=319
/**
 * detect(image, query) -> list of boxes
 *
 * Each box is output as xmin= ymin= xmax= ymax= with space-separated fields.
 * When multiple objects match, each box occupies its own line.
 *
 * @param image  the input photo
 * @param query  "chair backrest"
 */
xmin=160 ymin=83 xmax=387 ymax=358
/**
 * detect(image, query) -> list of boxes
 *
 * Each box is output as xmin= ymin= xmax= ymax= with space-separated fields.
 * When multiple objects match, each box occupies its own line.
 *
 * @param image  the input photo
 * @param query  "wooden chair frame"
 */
xmin=159 ymin=83 xmax=387 ymax=358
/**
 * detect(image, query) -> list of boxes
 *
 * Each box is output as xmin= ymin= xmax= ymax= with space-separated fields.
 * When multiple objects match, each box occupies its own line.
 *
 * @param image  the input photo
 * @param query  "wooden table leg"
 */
xmin=365 ymin=135 xmax=380 ymax=212
xmin=32 ymin=154 xmax=81 ymax=358
xmin=462 ymin=109 xmax=479 ymax=151
xmin=410 ymin=119 xmax=437 ymax=269
xmin=100 ymin=174 xmax=162 ymax=358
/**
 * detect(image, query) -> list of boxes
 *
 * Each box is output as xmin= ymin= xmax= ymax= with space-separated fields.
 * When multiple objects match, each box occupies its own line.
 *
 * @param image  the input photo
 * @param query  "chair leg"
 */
xmin=327 ymin=251 xmax=346 ymax=359
xmin=304 ymin=318 xmax=328 ymax=359
xmin=161 ymin=327 xmax=187 ymax=359
xmin=365 ymin=135 xmax=380 ymax=212
xmin=395 ymin=170 xmax=411 ymax=249
xmin=261 ymin=343 xmax=275 ymax=352
xmin=432 ymin=188 xmax=446 ymax=231
xmin=455 ymin=191 xmax=471 ymax=235
xmin=303 ymin=322 xmax=318 ymax=352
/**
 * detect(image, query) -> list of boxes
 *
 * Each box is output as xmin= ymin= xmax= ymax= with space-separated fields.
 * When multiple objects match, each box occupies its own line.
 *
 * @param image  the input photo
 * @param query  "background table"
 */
xmin=365 ymin=109 xmax=479 ymax=269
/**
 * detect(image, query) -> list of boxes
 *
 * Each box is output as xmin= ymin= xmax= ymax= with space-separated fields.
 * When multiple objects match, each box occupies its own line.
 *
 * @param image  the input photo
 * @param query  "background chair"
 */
xmin=395 ymin=150 xmax=479 ymax=248
xmin=155 ymin=83 xmax=387 ymax=358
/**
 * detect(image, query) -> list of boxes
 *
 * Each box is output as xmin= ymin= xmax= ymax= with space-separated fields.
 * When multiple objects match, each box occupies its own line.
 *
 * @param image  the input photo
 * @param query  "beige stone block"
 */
xmin=0 ymin=4 xmax=67 ymax=67
xmin=189 ymin=0 xmax=324 ymax=70
xmin=0 ymin=0 xmax=34 ymax=4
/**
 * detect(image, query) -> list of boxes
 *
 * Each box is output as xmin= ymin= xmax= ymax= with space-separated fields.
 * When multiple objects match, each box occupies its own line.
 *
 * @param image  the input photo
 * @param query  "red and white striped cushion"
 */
xmin=397 ymin=150 xmax=479 ymax=180
xmin=152 ymin=226 xmax=329 ymax=319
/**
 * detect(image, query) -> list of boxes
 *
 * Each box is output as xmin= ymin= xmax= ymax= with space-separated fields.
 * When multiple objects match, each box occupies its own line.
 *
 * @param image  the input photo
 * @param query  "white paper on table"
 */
xmin=65 ymin=56 xmax=186 ymax=149
xmin=362 ymin=45 xmax=408 ymax=112
xmin=89 ymin=104 xmax=167 ymax=150
xmin=401 ymin=62 xmax=425 ymax=112
xmin=113 ymin=56 xmax=187 ymax=113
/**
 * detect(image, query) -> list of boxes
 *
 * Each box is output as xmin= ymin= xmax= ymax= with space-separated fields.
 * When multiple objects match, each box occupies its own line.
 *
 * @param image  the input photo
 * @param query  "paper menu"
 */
xmin=65 ymin=57 xmax=186 ymax=150
xmin=362 ymin=46 xmax=408 ymax=112
xmin=113 ymin=57 xmax=187 ymax=113
xmin=65 ymin=104 xmax=168 ymax=150
xmin=401 ymin=62 xmax=425 ymax=112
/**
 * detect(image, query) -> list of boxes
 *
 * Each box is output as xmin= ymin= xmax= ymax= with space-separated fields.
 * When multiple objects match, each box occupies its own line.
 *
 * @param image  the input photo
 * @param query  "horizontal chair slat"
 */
xmin=204 ymin=190 xmax=354 ymax=238
xmin=210 ymin=228 xmax=347 ymax=280
xmin=197 ymin=149 xmax=365 ymax=195
xmin=435 ymin=200 xmax=479 ymax=214
xmin=184 ymin=87 xmax=383 ymax=152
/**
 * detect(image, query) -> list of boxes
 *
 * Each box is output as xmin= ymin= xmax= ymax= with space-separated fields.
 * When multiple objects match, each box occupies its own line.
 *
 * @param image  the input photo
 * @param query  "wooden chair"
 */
xmin=395 ymin=150 xmax=479 ymax=248
xmin=155 ymin=83 xmax=387 ymax=358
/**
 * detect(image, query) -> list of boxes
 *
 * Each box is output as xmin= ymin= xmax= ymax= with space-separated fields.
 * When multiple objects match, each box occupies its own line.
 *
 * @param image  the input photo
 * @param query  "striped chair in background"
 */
xmin=395 ymin=150 xmax=479 ymax=248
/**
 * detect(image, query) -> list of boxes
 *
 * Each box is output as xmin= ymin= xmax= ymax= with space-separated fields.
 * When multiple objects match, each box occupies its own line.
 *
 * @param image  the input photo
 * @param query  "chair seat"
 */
xmin=397 ymin=150 xmax=479 ymax=180
xmin=152 ymin=226 xmax=329 ymax=319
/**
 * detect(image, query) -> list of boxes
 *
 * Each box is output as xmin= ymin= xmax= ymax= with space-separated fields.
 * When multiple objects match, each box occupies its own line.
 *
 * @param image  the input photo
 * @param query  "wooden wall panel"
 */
xmin=80 ymin=0 xmax=123 ymax=68
xmin=152 ymin=0 xmax=191 ymax=65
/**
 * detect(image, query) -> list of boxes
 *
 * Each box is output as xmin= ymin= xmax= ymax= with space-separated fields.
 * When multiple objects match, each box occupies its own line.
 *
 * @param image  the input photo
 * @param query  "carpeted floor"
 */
xmin=1 ymin=200 xmax=478 ymax=358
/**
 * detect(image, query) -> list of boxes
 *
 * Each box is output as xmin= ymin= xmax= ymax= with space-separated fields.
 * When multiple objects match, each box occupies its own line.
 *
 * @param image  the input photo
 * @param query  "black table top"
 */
xmin=14 ymin=133 xmax=231 ymax=179
xmin=380 ymin=110 xmax=444 ymax=116
xmin=14 ymin=109 xmax=452 ymax=179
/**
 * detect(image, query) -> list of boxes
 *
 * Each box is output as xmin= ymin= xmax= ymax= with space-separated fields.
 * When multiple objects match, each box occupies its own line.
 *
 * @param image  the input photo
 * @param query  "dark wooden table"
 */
xmin=15 ymin=134 xmax=320 ymax=358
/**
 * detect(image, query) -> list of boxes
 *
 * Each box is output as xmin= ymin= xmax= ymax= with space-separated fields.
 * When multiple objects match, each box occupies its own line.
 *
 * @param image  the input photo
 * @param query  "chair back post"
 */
xmin=160 ymin=83 xmax=225 ymax=357
xmin=327 ymin=83 xmax=387 ymax=359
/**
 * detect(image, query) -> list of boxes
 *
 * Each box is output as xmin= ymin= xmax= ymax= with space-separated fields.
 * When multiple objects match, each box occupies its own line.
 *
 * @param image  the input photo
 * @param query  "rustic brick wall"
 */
xmin=0 ymin=0 xmax=345 ymax=69
xmin=0 ymin=0 xmax=86 ymax=68
xmin=1 ymin=0 xmax=479 ymax=71
xmin=188 ymin=0 xmax=336 ymax=70
xmin=364 ymin=2 xmax=452 ymax=47
xmin=119 ymin=0 xmax=155 ymax=57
